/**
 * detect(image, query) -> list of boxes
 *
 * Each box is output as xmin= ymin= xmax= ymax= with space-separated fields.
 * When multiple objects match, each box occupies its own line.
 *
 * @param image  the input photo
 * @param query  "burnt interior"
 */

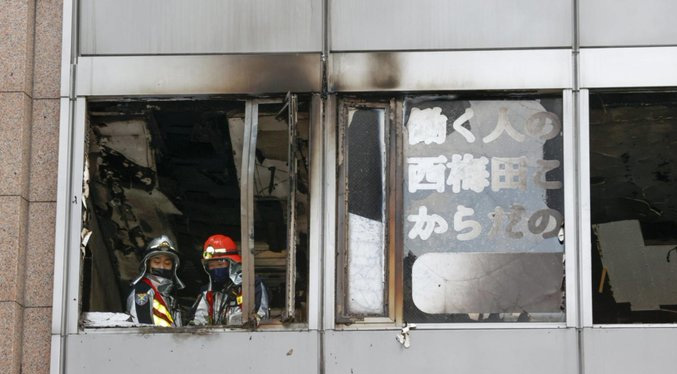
xmin=81 ymin=99 xmax=309 ymax=325
xmin=590 ymin=92 xmax=677 ymax=323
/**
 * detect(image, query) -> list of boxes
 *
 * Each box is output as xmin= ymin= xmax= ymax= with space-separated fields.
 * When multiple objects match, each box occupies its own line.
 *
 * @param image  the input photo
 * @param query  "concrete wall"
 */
xmin=0 ymin=1 xmax=62 ymax=373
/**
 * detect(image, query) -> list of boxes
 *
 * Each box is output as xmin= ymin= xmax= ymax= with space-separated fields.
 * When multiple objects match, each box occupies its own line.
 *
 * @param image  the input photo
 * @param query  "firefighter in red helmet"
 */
xmin=190 ymin=234 xmax=269 ymax=325
xmin=127 ymin=235 xmax=184 ymax=327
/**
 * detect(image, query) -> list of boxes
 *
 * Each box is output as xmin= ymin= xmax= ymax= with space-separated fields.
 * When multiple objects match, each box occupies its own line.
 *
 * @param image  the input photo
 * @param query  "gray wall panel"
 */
xmin=79 ymin=0 xmax=322 ymax=55
xmin=584 ymin=328 xmax=677 ymax=373
xmin=64 ymin=331 xmax=319 ymax=373
xmin=325 ymin=329 xmax=578 ymax=374
xmin=579 ymin=47 xmax=677 ymax=88
xmin=76 ymin=54 xmax=322 ymax=96
xmin=330 ymin=0 xmax=572 ymax=51
xmin=330 ymin=50 xmax=573 ymax=92
xmin=580 ymin=0 xmax=677 ymax=47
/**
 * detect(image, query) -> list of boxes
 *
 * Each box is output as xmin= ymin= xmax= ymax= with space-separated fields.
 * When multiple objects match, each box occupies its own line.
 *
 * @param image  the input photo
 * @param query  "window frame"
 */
xmin=335 ymin=97 xmax=400 ymax=325
xmin=57 ymin=95 xmax=320 ymax=333
xmin=334 ymin=91 xmax=578 ymax=329
xmin=582 ymin=88 xmax=677 ymax=328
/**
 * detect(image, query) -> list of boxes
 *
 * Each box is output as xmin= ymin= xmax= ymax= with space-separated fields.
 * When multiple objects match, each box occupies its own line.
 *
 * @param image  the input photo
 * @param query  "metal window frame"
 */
xmin=51 ymin=95 xmax=318 ymax=339
xmin=322 ymin=95 xmax=338 ymax=330
xmin=283 ymin=94 xmax=299 ymax=322
xmin=335 ymin=98 xmax=396 ymax=324
xmin=243 ymin=97 xmax=300 ymax=325
xmin=307 ymin=93 xmax=324 ymax=331
xmin=241 ymin=100 xmax=259 ymax=325
xmin=578 ymin=89 xmax=594 ymax=328
xmin=334 ymin=91 xmax=575 ymax=329
xmin=563 ymin=89 xmax=580 ymax=328
xmin=581 ymin=87 xmax=677 ymax=328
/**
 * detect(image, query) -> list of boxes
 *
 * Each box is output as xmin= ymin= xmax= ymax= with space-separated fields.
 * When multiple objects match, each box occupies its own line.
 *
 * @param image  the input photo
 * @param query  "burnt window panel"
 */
xmin=337 ymin=103 xmax=390 ymax=320
xmin=590 ymin=92 xmax=677 ymax=324
xmin=82 ymin=101 xmax=244 ymax=325
xmin=250 ymin=99 xmax=310 ymax=324
xmin=80 ymin=98 xmax=310 ymax=328
xmin=402 ymin=96 xmax=565 ymax=323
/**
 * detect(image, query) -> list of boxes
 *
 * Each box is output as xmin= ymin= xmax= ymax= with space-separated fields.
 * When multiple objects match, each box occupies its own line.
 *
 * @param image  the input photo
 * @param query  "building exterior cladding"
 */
xmin=1 ymin=0 xmax=62 ymax=373
xmin=1 ymin=0 xmax=677 ymax=373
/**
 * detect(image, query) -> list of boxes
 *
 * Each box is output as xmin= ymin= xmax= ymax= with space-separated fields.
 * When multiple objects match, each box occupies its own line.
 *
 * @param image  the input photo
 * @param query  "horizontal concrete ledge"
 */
xmin=76 ymin=54 xmax=322 ymax=96
xmin=62 ymin=330 xmax=319 ymax=374
xmin=329 ymin=49 xmax=574 ymax=92
xmin=580 ymin=46 xmax=677 ymax=88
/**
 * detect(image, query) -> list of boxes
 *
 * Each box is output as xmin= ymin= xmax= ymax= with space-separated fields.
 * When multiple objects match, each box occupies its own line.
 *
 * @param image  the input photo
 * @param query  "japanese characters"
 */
xmin=404 ymin=100 xmax=564 ymax=252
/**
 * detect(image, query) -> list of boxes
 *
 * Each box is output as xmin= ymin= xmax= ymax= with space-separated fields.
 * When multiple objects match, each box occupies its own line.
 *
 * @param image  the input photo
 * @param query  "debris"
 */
xmin=395 ymin=322 xmax=416 ymax=349
xmin=81 ymin=312 xmax=142 ymax=327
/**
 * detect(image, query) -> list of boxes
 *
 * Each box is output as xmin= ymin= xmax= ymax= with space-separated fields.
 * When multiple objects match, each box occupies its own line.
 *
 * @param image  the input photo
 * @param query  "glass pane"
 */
xmin=590 ymin=92 xmax=677 ymax=324
xmin=403 ymin=97 xmax=565 ymax=323
xmin=346 ymin=108 xmax=387 ymax=316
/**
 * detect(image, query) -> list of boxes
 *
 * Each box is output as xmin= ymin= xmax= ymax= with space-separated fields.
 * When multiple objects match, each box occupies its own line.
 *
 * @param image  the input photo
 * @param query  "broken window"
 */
xmin=337 ymin=101 xmax=392 ymax=321
xmin=590 ymin=92 xmax=677 ymax=324
xmin=337 ymin=94 xmax=566 ymax=324
xmin=80 ymin=98 xmax=310 ymax=328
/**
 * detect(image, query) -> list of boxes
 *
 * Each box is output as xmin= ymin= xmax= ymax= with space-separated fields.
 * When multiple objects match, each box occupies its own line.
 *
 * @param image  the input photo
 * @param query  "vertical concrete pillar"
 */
xmin=0 ymin=0 xmax=36 ymax=373
xmin=0 ymin=0 xmax=62 ymax=373
xmin=23 ymin=0 xmax=63 ymax=373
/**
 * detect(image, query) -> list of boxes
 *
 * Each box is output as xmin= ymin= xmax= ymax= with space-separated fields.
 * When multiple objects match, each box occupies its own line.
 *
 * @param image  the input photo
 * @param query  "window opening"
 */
xmin=590 ymin=91 xmax=677 ymax=324
xmin=337 ymin=103 xmax=390 ymax=319
xmin=247 ymin=98 xmax=310 ymax=324
xmin=80 ymin=98 xmax=309 ymax=328
xmin=337 ymin=94 xmax=566 ymax=324
xmin=402 ymin=95 xmax=565 ymax=323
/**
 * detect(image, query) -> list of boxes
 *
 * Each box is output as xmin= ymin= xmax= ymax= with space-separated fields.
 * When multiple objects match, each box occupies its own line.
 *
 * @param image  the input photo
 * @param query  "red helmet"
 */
xmin=202 ymin=234 xmax=241 ymax=263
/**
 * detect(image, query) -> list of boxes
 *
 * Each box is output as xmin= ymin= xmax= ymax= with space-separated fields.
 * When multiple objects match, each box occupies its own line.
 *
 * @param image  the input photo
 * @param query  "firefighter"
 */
xmin=191 ymin=234 xmax=269 ymax=326
xmin=127 ymin=235 xmax=185 ymax=327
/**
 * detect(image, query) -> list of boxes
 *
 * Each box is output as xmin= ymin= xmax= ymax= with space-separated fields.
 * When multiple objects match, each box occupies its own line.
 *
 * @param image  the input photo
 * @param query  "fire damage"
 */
xmin=81 ymin=99 xmax=310 ymax=326
xmin=590 ymin=92 xmax=677 ymax=323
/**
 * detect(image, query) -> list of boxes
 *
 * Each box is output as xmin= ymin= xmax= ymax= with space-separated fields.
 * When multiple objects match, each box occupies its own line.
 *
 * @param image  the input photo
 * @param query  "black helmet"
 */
xmin=131 ymin=235 xmax=185 ymax=289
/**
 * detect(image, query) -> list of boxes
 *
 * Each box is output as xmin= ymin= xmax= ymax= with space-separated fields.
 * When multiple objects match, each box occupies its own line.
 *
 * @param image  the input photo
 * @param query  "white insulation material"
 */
xmin=81 ymin=312 xmax=141 ymax=327
xmin=347 ymin=213 xmax=385 ymax=315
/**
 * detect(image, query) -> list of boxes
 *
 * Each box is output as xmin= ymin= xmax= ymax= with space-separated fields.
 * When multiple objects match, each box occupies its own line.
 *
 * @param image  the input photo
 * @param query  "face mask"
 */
xmin=146 ymin=274 xmax=175 ymax=295
xmin=209 ymin=267 xmax=230 ymax=289
xmin=150 ymin=267 xmax=173 ymax=280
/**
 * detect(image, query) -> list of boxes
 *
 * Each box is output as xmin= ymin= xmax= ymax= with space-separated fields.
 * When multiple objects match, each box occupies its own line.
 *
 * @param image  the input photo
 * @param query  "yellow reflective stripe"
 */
xmin=152 ymin=299 xmax=174 ymax=325
xmin=153 ymin=315 xmax=172 ymax=327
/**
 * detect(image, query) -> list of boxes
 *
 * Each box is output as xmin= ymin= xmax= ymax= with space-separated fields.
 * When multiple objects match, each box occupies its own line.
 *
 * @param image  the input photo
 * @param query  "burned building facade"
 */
xmin=2 ymin=0 xmax=677 ymax=373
